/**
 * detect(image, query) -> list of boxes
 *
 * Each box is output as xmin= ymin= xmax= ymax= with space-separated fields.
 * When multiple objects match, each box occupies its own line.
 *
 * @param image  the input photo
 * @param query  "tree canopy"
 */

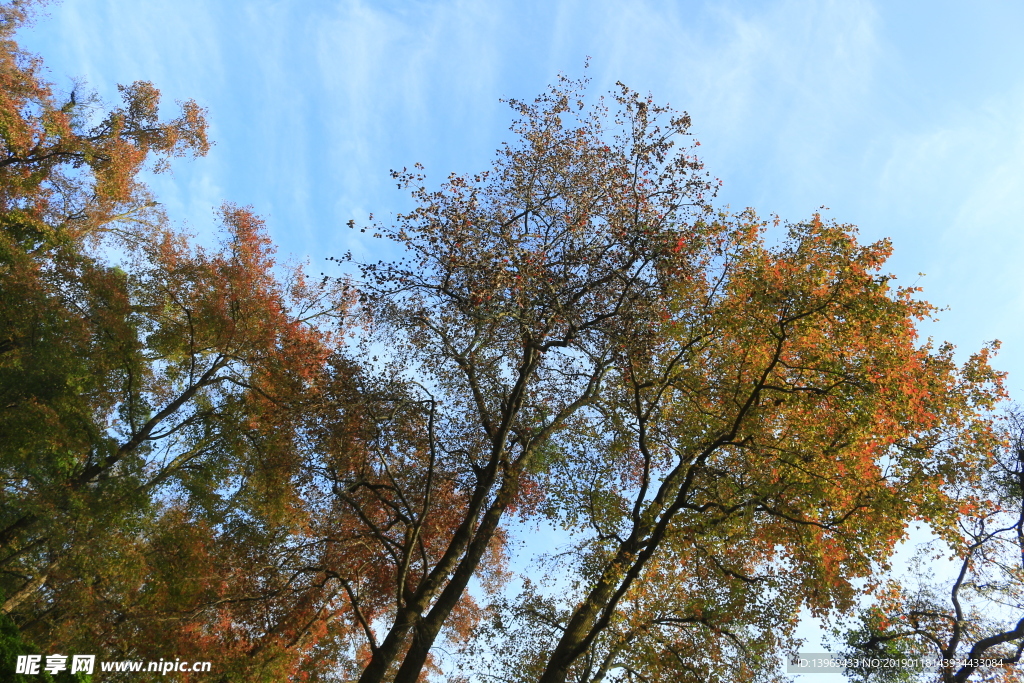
xmin=0 ymin=2 xmax=1020 ymax=682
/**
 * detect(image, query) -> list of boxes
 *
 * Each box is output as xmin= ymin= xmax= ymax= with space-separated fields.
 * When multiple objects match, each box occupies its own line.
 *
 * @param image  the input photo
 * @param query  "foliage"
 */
xmin=0 ymin=2 xmax=1017 ymax=682
xmin=835 ymin=409 xmax=1024 ymax=683
xmin=0 ymin=605 xmax=90 ymax=682
xmin=342 ymin=72 xmax=726 ymax=683
xmin=342 ymin=70 xmax=1005 ymax=683
xmin=0 ymin=3 xmax=365 ymax=680
xmin=445 ymin=204 xmax=1006 ymax=683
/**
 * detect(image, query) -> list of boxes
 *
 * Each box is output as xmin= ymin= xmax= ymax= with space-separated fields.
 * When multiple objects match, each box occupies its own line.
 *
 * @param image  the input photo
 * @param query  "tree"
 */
xmin=836 ymin=408 xmax=1024 ymax=683
xmin=1 ymin=2 xmax=1010 ymax=678
xmin=0 ymin=4 xmax=373 ymax=679
xmin=460 ymin=213 xmax=1005 ymax=683
xmin=0 ymin=0 xmax=213 ymax=618
xmin=341 ymin=73 xmax=1005 ymax=682
xmin=340 ymin=74 xmax=720 ymax=683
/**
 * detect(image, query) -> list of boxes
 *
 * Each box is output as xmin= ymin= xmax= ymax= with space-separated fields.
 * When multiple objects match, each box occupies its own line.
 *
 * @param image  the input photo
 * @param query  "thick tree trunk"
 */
xmin=356 ymin=459 xmax=522 ymax=683
xmin=536 ymin=441 xmax=732 ymax=683
xmin=358 ymin=347 xmax=546 ymax=683
xmin=355 ymin=606 xmax=420 ymax=683
xmin=392 ymin=475 xmax=521 ymax=683
xmin=1 ymin=557 xmax=58 ymax=615
xmin=536 ymin=542 xmax=644 ymax=683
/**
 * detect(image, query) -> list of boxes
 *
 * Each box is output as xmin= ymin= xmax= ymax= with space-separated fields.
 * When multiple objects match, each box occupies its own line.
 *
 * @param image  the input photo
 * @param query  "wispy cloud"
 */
xmin=877 ymin=85 xmax=1024 ymax=377
xmin=21 ymin=0 xmax=1024 ymax=383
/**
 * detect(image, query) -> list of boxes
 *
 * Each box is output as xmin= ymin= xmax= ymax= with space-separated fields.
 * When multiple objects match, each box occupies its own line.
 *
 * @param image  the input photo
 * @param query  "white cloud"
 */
xmin=875 ymin=86 xmax=1024 ymax=386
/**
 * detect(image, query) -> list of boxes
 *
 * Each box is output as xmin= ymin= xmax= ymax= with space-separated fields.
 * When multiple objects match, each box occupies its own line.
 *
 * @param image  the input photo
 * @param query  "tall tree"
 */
xmin=0 ymin=0 xmax=212 ymax=616
xmin=1 ymin=2 xmax=1010 ymax=679
xmin=837 ymin=408 xmax=1023 ymax=683
xmin=0 ymin=4 xmax=374 ymax=679
xmin=342 ymin=73 xmax=1005 ymax=682
xmin=343 ymin=76 xmax=719 ymax=683
xmin=487 ymin=212 xmax=1003 ymax=683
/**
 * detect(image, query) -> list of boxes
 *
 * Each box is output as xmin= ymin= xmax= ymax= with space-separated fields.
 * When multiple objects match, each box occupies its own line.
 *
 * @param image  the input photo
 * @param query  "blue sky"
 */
xmin=18 ymin=0 xmax=1024 ymax=668
xmin=20 ymin=0 xmax=1024 ymax=390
